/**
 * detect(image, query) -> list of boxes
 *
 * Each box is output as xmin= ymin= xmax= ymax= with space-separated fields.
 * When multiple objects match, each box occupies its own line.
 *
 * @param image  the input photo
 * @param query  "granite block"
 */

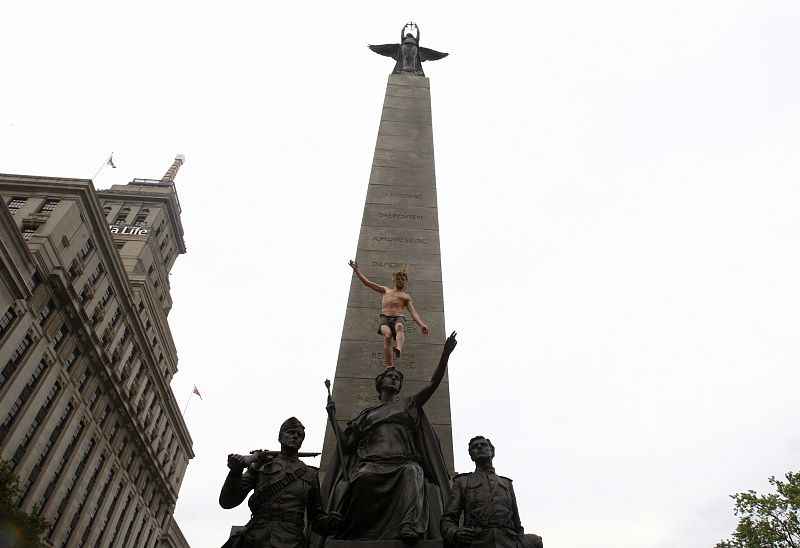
xmin=362 ymin=203 xmax=439 ymax=231
xmin=366 ymin=184 xmax=438 ymax=208
xmin=357 ymin=227 xmax=440 ymax=255
xmin=369 ymin=167 xmax=436 ymax=188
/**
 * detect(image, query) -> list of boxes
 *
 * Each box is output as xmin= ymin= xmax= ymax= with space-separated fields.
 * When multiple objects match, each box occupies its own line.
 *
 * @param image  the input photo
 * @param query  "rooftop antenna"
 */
xmin=161 ymin=154 xmax=186 ymax=183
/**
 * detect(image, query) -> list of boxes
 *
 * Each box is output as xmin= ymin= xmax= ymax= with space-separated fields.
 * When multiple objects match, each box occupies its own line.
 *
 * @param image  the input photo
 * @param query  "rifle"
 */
xmin=229 ymin=449 xmax=321 ymax=467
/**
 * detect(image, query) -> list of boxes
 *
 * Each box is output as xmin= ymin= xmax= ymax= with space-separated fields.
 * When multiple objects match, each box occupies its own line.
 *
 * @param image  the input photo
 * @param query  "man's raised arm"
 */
xmin=349 ymin=260 xmax=386 ymax=294
xmin=405 ymin=300 xmax=429 ymax=335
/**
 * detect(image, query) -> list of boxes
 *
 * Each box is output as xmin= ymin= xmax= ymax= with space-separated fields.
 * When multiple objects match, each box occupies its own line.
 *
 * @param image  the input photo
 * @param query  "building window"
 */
xmin=124 ymin=449 xmax=135 ymax=469
xmin=98 ymin=286 xmax=113 ymax=308
xmin=93 ymin=477 xmax=122 ymax=543
xmin=66 ymin=261 xmax=79 ymax=281
xmin=108 ymin=493 xmax=132 ymax=546
xmin=77 ymin=238 xmax=94 ymax=261
xmin=78 ymin=467 xmax=115 ymax=545
xmin=26 ymin=272 xmax=41 ymax=292
xmin=65 ymin=349 xmax=80 ymax=372
xmin=7 ymin=197 xmax=26 ymax=215
xmin=76 ymin=367 xmax=90 ymax=393
xmin=98 ymin=406 xmax=108 ymax=427
xmin=108 ymin=421 xmax=119 ymax=445
xmin=13 ymin=382 xmax=62 ymax=469
xmin=21 ymin=224 xmax=38 ymax=240
xmin=39 ymin=200 xmax=60 ymax=214
xmin=23 ymin=402 xmax=74 ymax=504
xmin=0 ymin=335 xmax=33 ymax=391
xmin=121 ymin=504 xmax=141 ymax=546
xmin=42 ymin=423 xmax=88 ymax=536
xmin=113 ymin=207 xmax=130 ymax=226
xmin=133 ymin=212 xmax=148 ymax=226
xmin=37 ymin=300 xmax=55 ymax=325
xmin=0 ymin=307 xmax=16 ymax=339
xmin=0 ymin=358 xmax=49 ymax=444
xmin=60 ymin=451 xmax=106 ymax=547
xmin=52 ymin=324 xmax=67 ymax=349
xmin=88 ymin=263 xmax=105 ymax=285
xmin=88 ymin=387 xmax=102 ymax=410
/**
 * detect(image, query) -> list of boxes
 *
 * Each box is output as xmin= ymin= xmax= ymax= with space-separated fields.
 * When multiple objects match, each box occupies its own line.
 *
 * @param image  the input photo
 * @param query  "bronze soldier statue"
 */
xmin=442 ymin=436 xmax=543 ymax=548
xmin=219 ymin=417 xmax=331 ymax=547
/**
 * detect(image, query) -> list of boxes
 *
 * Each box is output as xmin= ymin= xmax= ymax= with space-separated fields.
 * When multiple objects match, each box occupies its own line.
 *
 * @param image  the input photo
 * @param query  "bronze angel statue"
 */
xmin=368 ymin=22 xmax=448 ymax=76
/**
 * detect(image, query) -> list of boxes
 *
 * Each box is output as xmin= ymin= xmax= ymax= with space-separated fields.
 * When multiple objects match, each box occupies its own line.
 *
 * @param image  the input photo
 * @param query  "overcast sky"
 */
xmin=2 ymin=2 xmax=800 ymax=547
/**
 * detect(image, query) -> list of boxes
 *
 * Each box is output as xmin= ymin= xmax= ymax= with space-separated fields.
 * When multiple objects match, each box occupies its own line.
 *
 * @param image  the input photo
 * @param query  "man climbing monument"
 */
xmin=348 ymin=259 xmax=429 ymax=368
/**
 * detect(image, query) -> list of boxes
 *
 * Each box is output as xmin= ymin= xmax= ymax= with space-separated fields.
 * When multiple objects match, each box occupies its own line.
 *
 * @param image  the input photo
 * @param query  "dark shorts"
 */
xmin=378 ymin=314 xmax=406 ymax=338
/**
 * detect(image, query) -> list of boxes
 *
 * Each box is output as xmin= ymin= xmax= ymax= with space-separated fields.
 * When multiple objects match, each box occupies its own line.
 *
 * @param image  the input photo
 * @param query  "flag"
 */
xmin=107 ymin=154 xmax=117 ymax=168
xmin=192 ymin=385 xmax=202 ymax=399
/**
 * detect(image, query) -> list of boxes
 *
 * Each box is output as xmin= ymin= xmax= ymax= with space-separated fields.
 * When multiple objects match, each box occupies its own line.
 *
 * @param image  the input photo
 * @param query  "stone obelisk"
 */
xmin=320 ymin=31 xmax=453 ymax=484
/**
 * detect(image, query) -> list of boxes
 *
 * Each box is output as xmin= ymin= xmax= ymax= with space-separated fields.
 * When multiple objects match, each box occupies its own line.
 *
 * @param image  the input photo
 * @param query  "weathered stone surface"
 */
xmin=388 ymin=74 xmax=430 ymax=88
xmin=377 ymin=120 xmax=433 ymax=139
xmin=335 ymin=339 xmax=450 ymax=379
xmin=386 ymin=83 xmax=432 ymax=99
xmin=358 ymin=227 xmax=440 ymax=254
xmin=382 ymin=95 xmax=432 ymax=112
xmin=362 ymin=203 xmax=439 ymax=231
xmin=376 ymin=134 xmax=434 ymax=154
xmin=322 ymin=71 xmax=453 ymax=488
xmin=381 ymin=107 xmax=433 ymax=125
xmin=345 ymin=278 xmax=444 ymax=311
xmin=369 ymin=166 xmax=435 ymax=188
xmin=373 ymin=149 xmax=434 ymax=169
xmin=350 ymin=249 xmax=442 ymax=281
xmin=366 ymin=185 xmax=438 ymax=208
xmin=341 ymin=306 xmax=446 ymax=342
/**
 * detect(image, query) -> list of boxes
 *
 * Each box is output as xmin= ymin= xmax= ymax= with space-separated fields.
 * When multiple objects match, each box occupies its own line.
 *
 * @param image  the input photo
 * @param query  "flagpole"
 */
xmin=182 ymin=390 xmax=193 ymax=416
xmin=92 ymin=153 xmax=113 ymax=181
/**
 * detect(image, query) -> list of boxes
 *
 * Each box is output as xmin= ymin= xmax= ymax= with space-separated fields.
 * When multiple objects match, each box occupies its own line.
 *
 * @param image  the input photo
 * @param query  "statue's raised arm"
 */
xmin=369 ymin=22 xmax=448 ymax=77
xmin=414 ymin=331 xmax=457 ymax=407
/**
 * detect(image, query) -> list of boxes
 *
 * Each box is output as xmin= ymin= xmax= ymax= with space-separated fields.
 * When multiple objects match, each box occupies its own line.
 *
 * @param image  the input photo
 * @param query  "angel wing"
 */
xmin=368 ymin=44 xmax=401 ymax=59
xmin=418 ymin=47 xmax=449 ymax=62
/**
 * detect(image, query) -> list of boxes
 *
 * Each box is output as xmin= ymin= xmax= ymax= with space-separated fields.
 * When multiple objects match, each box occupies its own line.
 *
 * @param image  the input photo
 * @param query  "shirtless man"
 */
xmin=349 ymin=260 xmax=429 ymax=368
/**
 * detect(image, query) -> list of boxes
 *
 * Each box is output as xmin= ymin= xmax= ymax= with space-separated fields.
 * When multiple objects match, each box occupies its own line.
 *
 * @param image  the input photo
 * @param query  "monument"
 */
xmin=319 ymin=22 xmax=454 ymax=493
xmin=218 ymin=23 xmax=544 ymax=548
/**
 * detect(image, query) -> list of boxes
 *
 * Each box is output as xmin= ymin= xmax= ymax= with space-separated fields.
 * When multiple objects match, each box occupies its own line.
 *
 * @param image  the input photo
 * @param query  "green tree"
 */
xmin=715 ymin=471 xmax=800 ymax=548
xmin=0 ymin=460 xmax=50 ymax=548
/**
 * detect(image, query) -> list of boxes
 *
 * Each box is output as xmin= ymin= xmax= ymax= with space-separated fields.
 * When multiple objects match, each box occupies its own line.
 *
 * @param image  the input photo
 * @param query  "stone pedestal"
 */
xmin=320 ymin=73 xmax=453 ymax=486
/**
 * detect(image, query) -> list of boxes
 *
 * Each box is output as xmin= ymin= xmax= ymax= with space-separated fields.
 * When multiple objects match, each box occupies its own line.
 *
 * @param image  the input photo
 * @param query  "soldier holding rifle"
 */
xmin=219 ymin=417 xmax=332 ymax=548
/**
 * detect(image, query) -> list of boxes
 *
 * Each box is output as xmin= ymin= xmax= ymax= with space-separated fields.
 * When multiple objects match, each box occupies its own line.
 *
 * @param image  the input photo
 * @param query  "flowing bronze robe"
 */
xmin=324 ymin=394 xmax=450 ymax=541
